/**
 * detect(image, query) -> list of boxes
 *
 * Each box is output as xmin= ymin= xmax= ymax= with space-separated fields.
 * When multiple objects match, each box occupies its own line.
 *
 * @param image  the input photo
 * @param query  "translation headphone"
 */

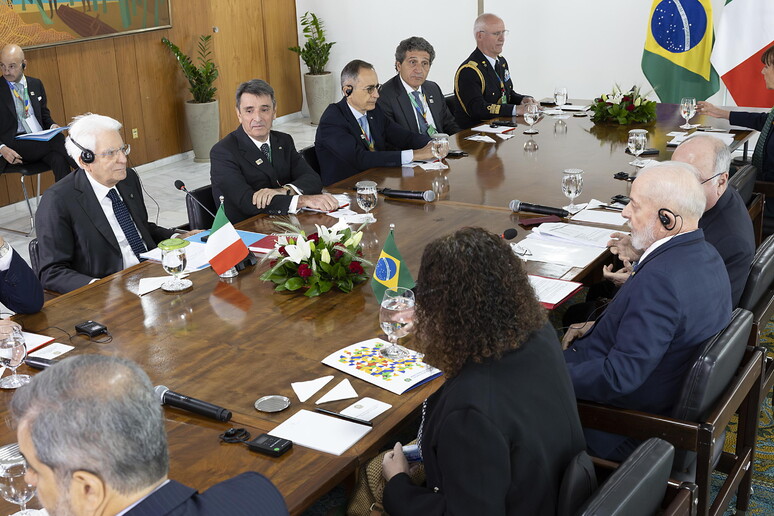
xmin=344 ymin=85 xmax=353 ymax=97
xmin=69 ymin=137 xmax=95 ymax=164
xmin=658 ymin=208 xmax=679 ymax=231
xmin=21 ymin=62 xmax=25 ymax=70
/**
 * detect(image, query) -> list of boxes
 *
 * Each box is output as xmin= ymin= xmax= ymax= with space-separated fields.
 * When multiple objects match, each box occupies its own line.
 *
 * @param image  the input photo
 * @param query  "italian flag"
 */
xmin=712 ymin=0 xmax=774 ymax=107
xmin=205 ymin=205 xmax=249 ymax=275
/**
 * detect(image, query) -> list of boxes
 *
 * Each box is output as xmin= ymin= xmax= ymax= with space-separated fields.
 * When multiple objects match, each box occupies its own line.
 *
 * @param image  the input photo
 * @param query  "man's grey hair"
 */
xmin=65 ymin=113 xmax=122 ymax=164
xmin=236 ymin=79 xmax=276 ymax=110
xmin=395 ymin=37 xmax=435 ymax=65
xmin=11 ymin=355 xmax=168 ymax=495
xmin=474 ymin=13 xmax=501 ymax=34
xmin=341 ymin=59 xmax=373 ymax=88
xmin=638 ymin=161 xmax=707 ymax=221
xmin=686 ymin=135 xmax=731 ymax=185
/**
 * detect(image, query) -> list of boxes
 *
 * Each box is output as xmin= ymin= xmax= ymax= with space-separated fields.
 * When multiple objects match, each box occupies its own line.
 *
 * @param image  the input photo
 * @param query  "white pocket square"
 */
xmin=37 ymin=96 xmax=42 ymax=101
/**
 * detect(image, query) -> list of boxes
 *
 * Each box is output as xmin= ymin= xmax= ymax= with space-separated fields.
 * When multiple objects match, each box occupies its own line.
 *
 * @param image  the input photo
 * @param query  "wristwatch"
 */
xmin=0 ymin=240 xmax=11 ymax=259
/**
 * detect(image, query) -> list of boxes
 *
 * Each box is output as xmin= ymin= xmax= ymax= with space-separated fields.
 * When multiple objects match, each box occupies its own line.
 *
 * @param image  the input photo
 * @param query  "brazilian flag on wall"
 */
xmin=642 ymin=0 xmax=720 ymax=103
xmin=371 ymin=227 xmax=415 ymax=304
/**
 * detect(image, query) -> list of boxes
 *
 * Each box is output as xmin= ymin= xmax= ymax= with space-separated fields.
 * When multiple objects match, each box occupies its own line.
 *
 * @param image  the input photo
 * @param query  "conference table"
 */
xmin=0 ymin=103 xmax=754 ymax=515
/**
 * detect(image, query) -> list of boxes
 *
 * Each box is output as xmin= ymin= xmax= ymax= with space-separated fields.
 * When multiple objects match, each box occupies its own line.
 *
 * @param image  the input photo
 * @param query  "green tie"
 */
xmin=752 ymin=106 xmax=774 ymax=176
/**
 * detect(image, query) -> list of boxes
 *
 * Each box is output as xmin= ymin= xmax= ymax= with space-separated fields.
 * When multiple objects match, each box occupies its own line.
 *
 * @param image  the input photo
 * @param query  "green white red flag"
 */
xmin=205 ymin=205 xmax=248 ymax=275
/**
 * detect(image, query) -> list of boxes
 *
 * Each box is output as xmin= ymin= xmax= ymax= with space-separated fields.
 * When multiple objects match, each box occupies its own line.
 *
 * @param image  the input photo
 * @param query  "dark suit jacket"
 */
xmin=210 ymin=127 xmax=323 ymax=223
xmin=564 ymin=230 xmax=731 ymax=459
xmin=127 ymin=473 xmax=288 ymax=516
xmin=377 ymin=75 xmax=460 ymax=136
xmin=453 ymin=48 xmax=527 ymax=129
xmin=36 ymin=168 xmax=174 ymax=294
xmin=384 ymin=322 xmax=586 ymax=516
xmin=729 ymin=110 xmax=774 ymax=180
xmin=0 ymin=76 xmax=56 ymax=172
xmin=700 ymin=187 xmax=755 ymax=307
xmin=0 ymin=250 xmax=43 ymax=314
xmin=315 ymin=98 xmax=430 ymax=186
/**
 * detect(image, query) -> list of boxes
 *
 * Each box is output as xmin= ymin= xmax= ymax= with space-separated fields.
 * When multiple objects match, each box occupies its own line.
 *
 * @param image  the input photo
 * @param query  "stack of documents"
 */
xmin=511 ymin=222 xmax=624 ymax=268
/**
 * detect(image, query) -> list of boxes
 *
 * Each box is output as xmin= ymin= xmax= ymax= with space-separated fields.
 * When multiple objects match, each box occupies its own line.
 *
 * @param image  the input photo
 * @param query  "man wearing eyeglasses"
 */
xmin=0 ymin=44 xmax=75 ymax=181
xmin=453 ymin=13 xmax=536 ymax=129
xmin=35 ymin=113 xmax=195 ymax=294
xmin=377 ymin=37 xmax=460 ymax=136
xmin=315 ymin=59 xmax=434 ymax=185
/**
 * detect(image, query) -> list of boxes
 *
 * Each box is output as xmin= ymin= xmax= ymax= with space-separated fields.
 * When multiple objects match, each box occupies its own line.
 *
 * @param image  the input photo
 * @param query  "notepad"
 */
xmin=270 ymin=409 xmax=371 ymax=456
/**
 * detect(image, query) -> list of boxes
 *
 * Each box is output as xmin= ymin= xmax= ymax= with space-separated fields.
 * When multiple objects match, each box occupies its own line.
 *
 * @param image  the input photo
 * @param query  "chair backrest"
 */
xmin=729 ymin=164 xmax=757 ymax=205
xmin=556 ymin=450 xmax=598 ymax=516
xmin=444 ymin=93 xmax=458 ymax=115
xmin=669 ymin=308 xmax=752 ymax=474
xmin=185 ymin=184 xmax=216 ymax=230
xmin=300 ymin=145 xmax=321 ymax=175
xmin=738 ymin=234 xmax=774 ymax=311
xmin=28 ymin=238 xmax=39 ymax=275
xmin=577 ymin=438 xmax=674 ymax=516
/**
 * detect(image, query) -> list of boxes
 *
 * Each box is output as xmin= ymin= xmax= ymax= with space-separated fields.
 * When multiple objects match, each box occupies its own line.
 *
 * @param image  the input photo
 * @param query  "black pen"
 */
xmin=315 ymin=407 xmax=373 ymax=427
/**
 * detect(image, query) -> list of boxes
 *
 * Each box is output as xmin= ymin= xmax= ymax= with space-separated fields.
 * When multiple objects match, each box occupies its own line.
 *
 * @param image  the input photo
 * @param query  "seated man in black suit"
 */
xmin=377 ymin=37 xmax=460 ymax=136
xmin=453 ymin=14 xmax=535 ymax=129
xmin=11 ymin=354 xmax=289 ymax=516
xmin=315 ymin=59 xmax=434 ymax=186
xmin=211 ymin=79 xmax=338 ymax=223
xmin=0 ymin=235 xmax=43 ymax=314
xmin=36 ymin=113 xmax=192 ymax=294
xmin=0 ymin=44 xmax=75 ymax=181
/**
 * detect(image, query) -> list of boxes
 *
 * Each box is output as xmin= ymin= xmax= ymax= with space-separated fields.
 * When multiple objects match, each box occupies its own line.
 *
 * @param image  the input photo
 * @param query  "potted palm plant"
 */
xmin=162 ymin=35 xmax=219 ymax=162
xmin=289 ymin=12 xmax=335 ymax=125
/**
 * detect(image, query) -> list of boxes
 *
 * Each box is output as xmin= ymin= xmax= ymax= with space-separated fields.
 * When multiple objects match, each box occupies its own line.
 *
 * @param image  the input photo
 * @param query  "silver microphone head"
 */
xmin=509 ymin=200 xmax=522 ymax=212
xmin=154 ymin=385 xmax=169 ymax=404
xmin=422 ymin=190 xmax=436 ymax=202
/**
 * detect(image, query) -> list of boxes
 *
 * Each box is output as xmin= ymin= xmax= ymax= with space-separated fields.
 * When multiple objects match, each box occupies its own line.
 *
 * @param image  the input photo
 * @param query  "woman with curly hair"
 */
xmin=381 ymin=227 xmax=586 ymax=516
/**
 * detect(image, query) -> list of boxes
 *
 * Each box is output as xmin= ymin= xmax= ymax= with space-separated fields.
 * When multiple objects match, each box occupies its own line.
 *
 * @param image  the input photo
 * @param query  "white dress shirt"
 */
xmin=245 ymin=133 xmax=301 ymax=213
xmin=347 ymin=104 xmax=413 ymax=164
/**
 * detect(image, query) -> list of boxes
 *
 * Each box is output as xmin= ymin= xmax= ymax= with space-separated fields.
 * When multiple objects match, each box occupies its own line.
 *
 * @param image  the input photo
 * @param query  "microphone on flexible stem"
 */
xmin=508 ymin=200 xmax=570 ymax=218
xmin=501 ymin=228 xmax=518 ymax=240
xmin=154 ymin=385 xmax=232 ymax=422
xmin=174 ymin=180 xmax=217 ymax=218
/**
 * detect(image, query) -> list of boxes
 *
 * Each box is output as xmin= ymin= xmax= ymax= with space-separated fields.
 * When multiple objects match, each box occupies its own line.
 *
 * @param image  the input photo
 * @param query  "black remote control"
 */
xmin=246 ymin=433 xmax=292 ymax=457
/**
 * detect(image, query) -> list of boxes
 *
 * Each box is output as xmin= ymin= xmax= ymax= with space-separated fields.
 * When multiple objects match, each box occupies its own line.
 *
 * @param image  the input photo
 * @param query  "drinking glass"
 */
xmin=159 ymin=238 xmax=193 ymax=292
xmin=627 ymin=129 xmax=648 ymax=167
xmin=379 ymin=287 xmax=415 ymax=359
xmin=523 ymin=103 xmax=539 ymax=134
xmin=0 ymin=449 xmax=35 ymax=515
xmin=431 ymin=133 xmax=449 ymax=161
xmin=554 ymin=87 xmax=568 ymax=112
xmin=355 ymin=180 xmax=378 ymax=222
xmin=0 ymin=328 xmax=29 ymax=389
xmin=679 ymin=97 xmax=697 ymax=129
xmin=561 ymin=168 xmax=584 ymax=212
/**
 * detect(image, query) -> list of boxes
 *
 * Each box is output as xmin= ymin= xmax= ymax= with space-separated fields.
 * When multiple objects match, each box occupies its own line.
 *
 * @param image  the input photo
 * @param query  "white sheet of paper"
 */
xmin=138 ymin=277 xmax=169 ymax=296
xmin=340 ymin=397 xmax=392 ymax=421
xmin=528 ymin=275 xmax=582 ymax=306
xmin=572 ymin=209 xmax=628 ymax=227
xmin=532 ymin=222 xmax=618 ymax=248
xmin=28 ymin=342 xmax=74 ymax=359
xmin=511 ymin=239 xmax=603 ymax=268
xmin=326 ymin=210 xmax=373 ymax=224
xmin=291 ymin=375 xmax=334 ymax=402
xmin=316 ymin=378 xmax=358 ymax=404
xmin=557 ymin=104 xmax=590 ymax=111
xmin=419 ymin=161 xmax=448 ymax=170
xmin=21 ymin=331 xmax=54 ymax=352
xmin=270 ymin=409 xmax=371 ymax=455
xmin=465 ymin=134 xmax=497 ymax=143
xmin=497 ymin=133 xmax=517 ymax=140
xmin=471 ymin=124 xmax=514 ymax=134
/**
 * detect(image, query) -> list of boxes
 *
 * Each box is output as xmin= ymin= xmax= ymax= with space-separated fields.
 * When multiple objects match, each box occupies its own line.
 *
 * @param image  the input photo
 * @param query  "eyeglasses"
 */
xmin=97 ymin=144 xmax=130 ymax=159
xmin=360 ymin=84 xmax=381 ymax=95
xmin=700 ymin=171 xmax=724 ymax=184
xmin=478 ymin=30 xmax=510 ymax=37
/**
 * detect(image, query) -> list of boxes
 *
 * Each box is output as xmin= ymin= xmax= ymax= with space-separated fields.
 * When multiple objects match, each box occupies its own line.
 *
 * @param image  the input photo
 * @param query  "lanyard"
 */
xmin=408 ymin=90 xmax=437 ymax=136
xmin=358 ymin=119 xmax=374 ymax=151
xmin=492 ymin=61 xmax=507 ymax=105
xmin=8 ymin=81 xmax=29 ymax=117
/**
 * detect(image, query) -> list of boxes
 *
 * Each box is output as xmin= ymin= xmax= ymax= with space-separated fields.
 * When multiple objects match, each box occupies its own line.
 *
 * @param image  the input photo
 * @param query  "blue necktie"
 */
xmin=411 ymin=90 xmax=429 ymax=134
xmin=358 ymin=116 xmax=372 ymax=144
xmin=107 ymin=189 xmax=147 ymax=259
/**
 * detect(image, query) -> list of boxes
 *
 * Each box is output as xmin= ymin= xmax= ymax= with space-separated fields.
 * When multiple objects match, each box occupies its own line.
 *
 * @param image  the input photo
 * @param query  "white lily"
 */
xmin=284 ymin=238 xmax=312 ymax=264
xmin=344 ymin=231 xmax=363 ymax=248
xmin=320 ymin=248 xmax=331 ymax=264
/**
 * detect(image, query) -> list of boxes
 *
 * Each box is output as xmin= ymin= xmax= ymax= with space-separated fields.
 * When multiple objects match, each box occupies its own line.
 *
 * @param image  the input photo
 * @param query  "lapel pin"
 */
xmin=30 ymin=91 xmax=35 ymax=96
xmin=255 ymin=158 xmax=263 ymax=166
xmin=360 ymin=134 xmax=366 ymax=140
xmin=278 ymin=146 xmax=282 ymax=150
xmin=428 ymin=98 xmax=434 ymax=104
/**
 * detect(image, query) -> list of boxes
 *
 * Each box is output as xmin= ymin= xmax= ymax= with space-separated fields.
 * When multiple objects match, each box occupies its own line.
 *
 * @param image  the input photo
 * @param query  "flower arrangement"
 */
xmin=590 ymin=85 xmax=656 ymax=125
xmin=260 ymin=221 xmax=372 ymax=297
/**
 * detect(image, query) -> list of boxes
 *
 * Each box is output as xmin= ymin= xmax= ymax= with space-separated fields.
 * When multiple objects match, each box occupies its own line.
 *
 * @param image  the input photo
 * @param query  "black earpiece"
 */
xmin=70 ymin=137 xmax=95 ymax=164
xmin=658 ymin=208 xmax=677 ymax=230
xmin=344 ymin=85 xmax=353 ymax=97
xmin=21 ymin=63 xmax=25 ymax=70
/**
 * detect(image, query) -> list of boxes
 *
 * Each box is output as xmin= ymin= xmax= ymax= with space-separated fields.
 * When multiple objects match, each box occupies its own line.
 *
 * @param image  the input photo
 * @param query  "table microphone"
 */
xmin=380 ymin=188 xmax=436 ymax=202
xmin=174 ymin=180 xmax=216 ymax=218
xmin=509 ymin=200 xmax=569 ymax=218
xmin=154 ymin=385 xmax=232 ymax=422
xmin=501 ymin=228 xmax=518 ymax=240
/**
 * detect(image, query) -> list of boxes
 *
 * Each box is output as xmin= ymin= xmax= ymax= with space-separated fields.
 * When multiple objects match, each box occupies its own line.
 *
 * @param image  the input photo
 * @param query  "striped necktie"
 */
xmin=752 ymin=107 xmax=774 ymax=175
xmin=411 ymin=90 xmax=430 ymax=134
xmin=107 ymin=189 xmax=147 ymax=259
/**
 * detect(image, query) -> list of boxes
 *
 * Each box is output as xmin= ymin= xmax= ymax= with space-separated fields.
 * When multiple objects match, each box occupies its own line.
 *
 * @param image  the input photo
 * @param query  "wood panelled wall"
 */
xmin=0 ymin=0 xmax=302 ymax=206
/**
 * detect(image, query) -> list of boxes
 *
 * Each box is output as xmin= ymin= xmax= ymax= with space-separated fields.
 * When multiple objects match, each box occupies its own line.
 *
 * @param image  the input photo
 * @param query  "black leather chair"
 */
xmin=730 ymin=164 xmax=764 ymax=246
xmin=300 ymin=144 xmax=321 ymax=175
xmin=557 ymin=450 xmax=598 ymax=516
xmin=185 ymin=184 xmax=216 ymax=230
xmin=0 ymin=162 xmax=51 ymax=236
xmin=578 ymin=309 xmax=765 ymax=516
xmin=28 ymin=238 xmax=39 ymax=275
xmin=576 ymin=438 xmax=674 ymax=516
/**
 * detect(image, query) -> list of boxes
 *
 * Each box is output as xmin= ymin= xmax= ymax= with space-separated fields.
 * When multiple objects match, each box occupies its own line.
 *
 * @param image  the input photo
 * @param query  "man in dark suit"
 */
xmin=0 ymin=236 xmax=43 ymax=314
xmin=377 ymin=37 xmax=460 ymax=136
xmin=0 ymin=44 xmax=74 ymax=181
xmin=562 ymin=163 xmax=732 ymax=461
xmin=453 ymin=14 xmax=536 ymax=129
xmin=11 ymin=354 xmax=289 ymax=516
xmin=35 ymin=113 xmax=190 ymax=294
xmin=211 ymin=79 xmax=338 ymax=223
xmin=315 ymin=60 xmax=434 ymax=186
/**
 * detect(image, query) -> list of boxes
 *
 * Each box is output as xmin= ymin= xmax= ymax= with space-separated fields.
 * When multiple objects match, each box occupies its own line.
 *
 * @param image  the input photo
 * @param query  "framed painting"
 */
xmin=0 ymin=0 xmax=171 ymax=49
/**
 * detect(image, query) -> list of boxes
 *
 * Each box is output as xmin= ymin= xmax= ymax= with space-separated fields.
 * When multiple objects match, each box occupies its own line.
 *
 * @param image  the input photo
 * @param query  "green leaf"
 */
xmin=305 ymin=284 xmax=321 ymax=297
xmin=285 ymin=277 xmax=305 ymax=291
xmin=318 ymin=280 xmax=333 ymax=293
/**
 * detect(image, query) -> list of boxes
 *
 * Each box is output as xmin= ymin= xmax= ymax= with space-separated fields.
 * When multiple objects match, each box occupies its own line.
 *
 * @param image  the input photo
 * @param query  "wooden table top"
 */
xmin=0 ymin=103 xmax=754 ymax=515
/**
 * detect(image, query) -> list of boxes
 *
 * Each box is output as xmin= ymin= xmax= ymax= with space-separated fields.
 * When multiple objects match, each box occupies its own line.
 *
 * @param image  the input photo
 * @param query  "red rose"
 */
xmin=298 ymin=263 xmax=312 ymax=278
xmin=269 ymin=260 xmax=277 ymax=267
xmin=334 ymin=250 xmax=344 ymax=260
xmin=626 ymin=104 xmax=635 ymax=111
xmin=349 ymin=261 xmax=364 ymax=275
xmin=307 ymin=232 xmax=319 ymax=243
xmin=278 ymin=246 xmax=288 ymax=256
xmin=622 ymin=95 xmax=632 ymax=102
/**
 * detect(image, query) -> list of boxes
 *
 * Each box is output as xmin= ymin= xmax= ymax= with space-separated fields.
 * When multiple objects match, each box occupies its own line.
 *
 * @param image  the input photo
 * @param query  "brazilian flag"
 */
xmin=371 ymin=228 xmax=415 ymax=303
xmin=642 ymin=0 xmax=720 ymax=103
